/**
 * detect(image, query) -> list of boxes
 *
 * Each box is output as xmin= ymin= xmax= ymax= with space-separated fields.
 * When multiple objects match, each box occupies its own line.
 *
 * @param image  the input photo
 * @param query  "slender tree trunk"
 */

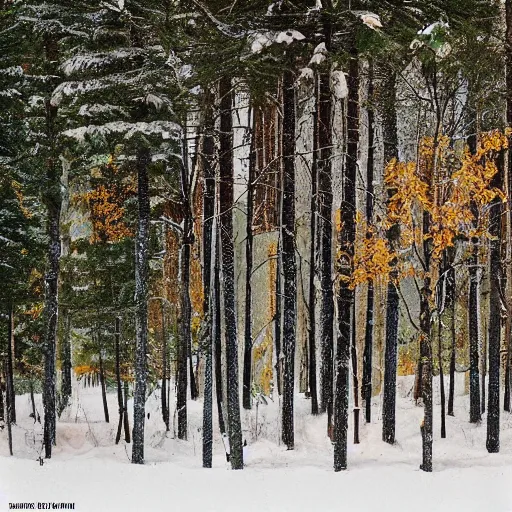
xmin=380 ymin=68 xmax=400 ymax=445
xmin=42 ymin=37 xmax=61 ymax=460
xmin=281 ymin=70 xmax=297 ymax=451
xmin=334 ymin=51 xmax=358 ymax=472
xmin=131 ymin=147 xmax=151 ymax=465
xmin=115 ymin=318 xmax=124 ymax=444
xmin=60 ymin=308 xmax=72 ymax=414
xmin=202 ymin=92 xmax=215 ymax=467
xmin=318 ymin=74 xmax=334 ymax=431
xmin=275 ymin=236 xmax=283 ymax=396
xmin=6 ymin=307 xmax=15 ymax=424
xmin=351 ymin=303 xmax=360 ymax=444
xmin=98 ymin=335 xmax=109 ymax=423
xmin=30 ymin=380 xmax=36 ymax=422
xmin=161 ymin=304 xmax=169 ymax=431
xmin=486 ymin=159 xmax=503 ymax=454
xmin=469 ymin=251 xmax=481 ymax=423
xmin=362 ymin=60 xmax=375 ymax=425
xmin=178 ymin=132 xmax=194 ymax=439
xmin=308 ymin=79 xmax=319 ymax=415
xmin=243 ymin=115 xmax=256 ymax=410
xmin=4 ymin=361 xmax=12 ymax=456
xmin=214 ymin=223 xmax=226 ymax=435
xmin=447 ymin=265 xmax=456 ymax=417
xmin=123 ymin=380 xmax=130 ymax=443
xmin=219 ymin=77 xmax=243 ymax=469
xmin=438 ymin=315 xmax=446 ymax=438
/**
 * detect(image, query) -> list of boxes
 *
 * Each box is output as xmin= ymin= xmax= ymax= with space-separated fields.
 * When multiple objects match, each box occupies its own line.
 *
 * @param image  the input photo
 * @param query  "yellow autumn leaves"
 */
xmin=343 ymin=129 xmax=509 ymax=288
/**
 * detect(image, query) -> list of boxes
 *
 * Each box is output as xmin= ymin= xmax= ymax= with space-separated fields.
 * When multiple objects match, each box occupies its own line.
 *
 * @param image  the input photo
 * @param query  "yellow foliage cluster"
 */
xmin=350 ymin=223 xmax=395 ymax=288
xmin=384 ymin=129 xmax=508 ymax=261
xmin=83 ymin=158 xmax=135 ymax=244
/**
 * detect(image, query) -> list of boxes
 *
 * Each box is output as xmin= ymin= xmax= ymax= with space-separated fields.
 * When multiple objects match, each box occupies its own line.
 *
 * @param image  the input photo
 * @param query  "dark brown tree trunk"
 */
xmin=214 ymin=223 xmax=226 ymax=436
xmin=202 ymin=92 xmax=215 ymax=467
xmin=123 ymin=380 xmax=130 ymax=443
xmin=6 ymin=307 xmax=15 ymax=424
xmin=318 ymin=71 xmax=334 ymax=433
xmin=131 ymin=147 xmax=151 ymax=464
xmin=219 ymin=77 xmax=243 ymax=469
xmin=4 ymin=361 xmax=12 ymax=456
xmin=351 ymin=303 xmax=360 ymax=444
xmin=447 ymin=265 xmax=456 ymax=417
xmin=243 ymin=116 xmax=256 ymax=411
xmin=161 ymin=304 xmax=169 ymax=431
xmin=362 ymin=60 xmax=375 ymax=425
xmin=60 ymin=308 xmax=72 ymax=414
xmin=115 ymin=318 xmax=124 ymax=444
xmin=380 ymin=67 xmax=400 ymax=445
xmin=275 ymin=236 xmax=283 ymax=396
xmin=98 ymin=334 xmax=109 ymax=424
xmin=30 ymin=380 xmax=36 ymax=422
xmin=334 ymin=51 xmax=358 ymax=472
xmin=486 ymin=156 xmax=503 ymax=453
xmin=281 ymin=70 xmax=297 ymax=451
xmin=42 ymin=36 xmax=61 ymax=459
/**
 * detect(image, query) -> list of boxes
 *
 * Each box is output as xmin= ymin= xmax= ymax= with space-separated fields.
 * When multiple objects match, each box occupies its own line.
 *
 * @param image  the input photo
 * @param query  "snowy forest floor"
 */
xmin=1 ymin=375 xmax=512 ymax=512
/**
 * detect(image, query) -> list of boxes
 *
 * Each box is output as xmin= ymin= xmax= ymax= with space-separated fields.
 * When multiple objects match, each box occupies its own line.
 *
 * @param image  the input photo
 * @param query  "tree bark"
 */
xmin=469 ymin=250 xmax=481 ymax=423
xmin=161 ymin=304 xmax=169 ymax=431
xmin=219 ymin=76 xmax=243 ymax=469
xmin=308 ymin=78 xmax=319 ymax=415
xmin=6 ymin=307 xmax=15 ymax=424
xmin=281 ymin=69 xmax=297 ymax=451
xmin=334 ymin=51 xmax=358 ymax=471
xmin=131 ymin=147 xmax=151 ymax=464
xmin=318 ymin=73 xmax=334 ymax=430
xmin=486 ymin=156 xmax=503 ymax=454
xmin=98 ymin=333 xmax=109 ymax=423
xmin=362 ymin=60 xmax=375 ymax=425
xmin=243 ymin=114 xmax=256 ymax=410
xmin=115 ymin=318 xmax=124 ymax=444
xmin=214 ymin=223 xmax=226 ymax=436
xmin=380 ymin=68 xmax=400 ymax=445
xmin=202 ymin=92 xmax=215 ymax=467
xmin=60 ymin=308 xmax=72 ymax=414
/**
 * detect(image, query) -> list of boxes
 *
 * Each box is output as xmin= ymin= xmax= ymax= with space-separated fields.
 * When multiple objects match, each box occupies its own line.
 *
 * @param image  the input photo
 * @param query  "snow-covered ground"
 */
xmin=1 ymin=376 xmax=512 ymax=512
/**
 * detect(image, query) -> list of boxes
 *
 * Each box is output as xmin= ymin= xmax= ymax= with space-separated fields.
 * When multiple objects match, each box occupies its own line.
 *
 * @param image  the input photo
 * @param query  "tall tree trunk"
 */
xmin=115 ymin=318 xmax=124 ymax=444
xmin=308 ymin=79 xmax=319 ymax=415
xmin=380 ymin=68 xmax=400 ymax=445
xmin=281 ymin=70 xmax=297 ymax=451
xmin=4 ymin=361 xmax=12 ymax=456
xmin=42 ymin=146 xmax=61 ymax=459
xmin=486 ymin=155 xmax=503 ymax=454
xmin=243 ymin=115 xmax=256 ymax=410
xmin=275 ymin=236 xmax=283 ymax=396
xmin=60 ymin=308 xmax=72 ymax=414
xmin=438 ymin=310 xmax=446 ymax=438
xmin=0 ymin=374 xmax=4 ymax=422
xmin=42 ymin=35 xmax=61 ymax=460
xmin=123 ymin=380 xmax=131 ymax=443
xmin=318 ymin=72 xmax=334 ymax=432
xmin=131 ymin=147 xmax=151 ymax=465
xmin=161 ymin=304 xmax=169 ymax=431
xmin=98 ymin=333 xmax=109 ymax=423
xmin=334 ymin=51 xmax=358 ymax=472
xmin=219 ymin=77 xmax=243 ymax=469
xmin=178 ymin=131 xmax=194 ymax=439
xmin=469 ymin=250 xmax=481 ymax=423
xmin=202 ymin=92 xmax=215 ymax=467
xmin=214 ymin=223 xmax=226 ymax=436
xmin=351 ymin=302 xmax=360 ymax=444
xmin=6 ymin=306 xmax=15 ymax=424
xmin=447 ymin=264 xmax=456 ymax=417
xmin=362 ymin=60 xmax=375 ymax=425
